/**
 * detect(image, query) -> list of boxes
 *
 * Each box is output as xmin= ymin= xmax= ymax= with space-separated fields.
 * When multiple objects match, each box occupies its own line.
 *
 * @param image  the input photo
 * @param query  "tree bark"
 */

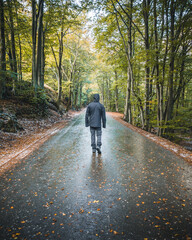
xmin=32 ymin=0 xmax=37 ymax=90
xmin=0 ymin=0 xmax=6 ymax=99
xmin=41 ymin=28 xmax=45 ymax=88
xmin=114 ymin=70 xmax=119 ymax=112
xmin=14 ymin=0 xmax=22 ymax=81
xmin=7 ymin=34 xmax=14 ymax=71
xmin=7 ymin=0 xmax=17 ymax=78
xmin=79 ymin=82 xmax=83 ymax=107
xmin=154 ymin=0 xmax=163 ymax=136
xmin=36 ymin=0 xmax=44 ymax=87
xmin=143 ymin=0 xmax=150 ymax=131
xmin=166 ymin=0 xmax=175 ymax=122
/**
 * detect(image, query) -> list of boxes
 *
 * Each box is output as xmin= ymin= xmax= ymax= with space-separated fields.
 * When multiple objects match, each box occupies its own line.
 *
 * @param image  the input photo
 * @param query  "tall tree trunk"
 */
xmin=166 ymin=0 xmax=175 ymax=123
xmin=79 ymin=82 xmax=82 ymax=107
xmin=124 ymin=66 xmax=132 ymax=122
xmin=18 ymin=34 xmax=22 ymax=81
xmin=124 ymin=0 xmax=133 ymax=123
xmin=7 ymin=35 xmax=14 ymax=71
xmin=0 ymin=0 xmax=6 ymax=99
xmin=14 ymin=0 xmax=22 ymax=81
xmin=37 ymin=0 xmax=44 ymax=87
xmin=74 ymin=70 xmax=81 ymax=109
xmin=32 ymin=0 xmax=37 ymax=90
xmin=114 ymin=70 xmax=119 ymax=112
xmin=143 ymin=0 xmax=150 ymax=131
xmin=41 ymin=29 xmax=45 ymax=88
xmin=102 ymin=77 xmax=105 ymax=104
xmin=57 ymin=28 xmax=64 ymax=105
xmin=154 ymin=0 xmax=162 ymax=136
xmin=7 ymin=0 xmax=17 ymax=78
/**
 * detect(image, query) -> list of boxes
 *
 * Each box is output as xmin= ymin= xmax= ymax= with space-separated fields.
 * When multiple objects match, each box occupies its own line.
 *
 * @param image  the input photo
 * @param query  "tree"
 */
xmin=0 ymin=0 xmax=6 ymax=99
xmin=32 ymin=0 xmax=44 ymax=92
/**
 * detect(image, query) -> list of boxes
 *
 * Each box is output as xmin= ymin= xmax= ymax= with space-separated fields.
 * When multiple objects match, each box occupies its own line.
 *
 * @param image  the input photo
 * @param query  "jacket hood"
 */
xmin=93 ymin=94 xmax=100 ymax=102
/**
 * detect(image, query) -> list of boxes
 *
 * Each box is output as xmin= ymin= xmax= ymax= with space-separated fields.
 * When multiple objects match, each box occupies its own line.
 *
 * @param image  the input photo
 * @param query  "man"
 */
xmin=85 ymin=94 xmax=106 ymax=154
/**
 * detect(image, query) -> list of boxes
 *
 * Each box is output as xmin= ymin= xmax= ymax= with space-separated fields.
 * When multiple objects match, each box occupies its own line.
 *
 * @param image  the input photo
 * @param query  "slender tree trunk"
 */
xmin=18 ymin=34 xmax=22 ymax=81
xmin=114 ymin=70 xmax=119 ymax=112
xmin=102 ymin=77 xmax=105 ymax=104
xmin=41 ymin=29 xmax=45 ymax=88
xmin=71 ymin=62 xmax=75 ymax=108
xmin=124 ymin=66 xmax=132 ymax=122
xmin=124 ymin=0 xmax=133 ymax=123
xmin=57 ymin=28 xmax=64 ymax=105
xmin=7 ymin=34 xmax=14 ymax=71
xmin=75 ymin=70 xmax=81 ymax=108
xmin=154 ymin=0 xmax=162 ymax=136
xmin=79 ymin=82 xmax=82 ymax=107
xmin=143 ymin=0 xmax=150 ymax=131
xmin=32 ymin=0 xmax=37 ymax=90
xmin=181 ymin=86 xmax=185 ymax=107
xmin=166 ymin=0 xmax=175 ymax=122
xmin=7 ymin=0 xmax=17 ymax=78
xmin=0 ymin=0 xmax=6 ymax=99
xmin=14 ymin=0 xmax=22 ymax=81
xmin=37 ymin=0 xmax=44 ymax=87
xmin=67 ymin=67 xmax=73 ymax=110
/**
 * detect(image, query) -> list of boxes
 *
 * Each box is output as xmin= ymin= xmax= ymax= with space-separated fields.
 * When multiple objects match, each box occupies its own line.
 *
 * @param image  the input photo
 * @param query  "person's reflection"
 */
xmin=91 ymin=154 xmax=105 ymax=179
xmin=91 ymin=153 xmax=96 ymax=174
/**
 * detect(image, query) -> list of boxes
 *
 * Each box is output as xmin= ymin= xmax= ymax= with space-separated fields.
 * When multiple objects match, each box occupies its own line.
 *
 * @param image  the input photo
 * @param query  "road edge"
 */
xmin=0 ymin=111 xmax=82 ymax=174
xmin=107 ymin=112 xmax=192 ymax=164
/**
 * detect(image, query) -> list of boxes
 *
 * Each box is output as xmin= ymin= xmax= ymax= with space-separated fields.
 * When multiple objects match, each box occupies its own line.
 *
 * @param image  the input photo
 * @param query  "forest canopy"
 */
xmin=0 ymin=0 xmax=192 ymax=140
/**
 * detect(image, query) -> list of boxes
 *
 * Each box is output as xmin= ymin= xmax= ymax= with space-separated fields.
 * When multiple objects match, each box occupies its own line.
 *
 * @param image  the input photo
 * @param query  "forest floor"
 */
xmin=108 ymin=112 xmax=192 ymax=164
xmin=0 ymin=99 xmax=82 ymax=173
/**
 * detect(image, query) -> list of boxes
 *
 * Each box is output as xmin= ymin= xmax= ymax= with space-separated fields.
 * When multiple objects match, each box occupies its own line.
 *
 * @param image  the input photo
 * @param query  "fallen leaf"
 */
xmin=79 ymin=209 xmax=84 ymax=214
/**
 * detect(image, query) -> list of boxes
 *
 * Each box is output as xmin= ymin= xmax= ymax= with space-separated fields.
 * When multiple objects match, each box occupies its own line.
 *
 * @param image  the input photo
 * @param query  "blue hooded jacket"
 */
xmin=85 ymin=94 xmax=106 ymax=128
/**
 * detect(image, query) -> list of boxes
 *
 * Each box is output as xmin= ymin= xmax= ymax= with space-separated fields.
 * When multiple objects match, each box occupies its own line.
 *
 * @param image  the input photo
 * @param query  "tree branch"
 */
xmin=51 ymin=46 xmax=59 ymax=70
xmin=114 ymin=0 xmax=145 ymax=40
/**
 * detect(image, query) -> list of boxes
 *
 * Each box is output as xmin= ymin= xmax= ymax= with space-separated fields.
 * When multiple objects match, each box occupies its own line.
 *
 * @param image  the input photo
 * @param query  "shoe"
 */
xmin=92 ymin=148 xmax=96 ymax=153
xmin=96 ymin=147 xmax=101 ymax=154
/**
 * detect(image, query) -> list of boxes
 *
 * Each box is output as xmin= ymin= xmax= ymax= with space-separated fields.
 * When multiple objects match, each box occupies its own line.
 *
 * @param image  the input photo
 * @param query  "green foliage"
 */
xmin=174 ymin=107 xmax=192 ymax=131
xmin=14 ymin=81 xmax=48 ymax=116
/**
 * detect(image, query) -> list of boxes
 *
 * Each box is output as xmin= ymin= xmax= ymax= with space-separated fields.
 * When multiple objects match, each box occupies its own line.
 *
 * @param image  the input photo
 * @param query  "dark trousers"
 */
xmin=90 ymin=127 xmax=102 ymax=149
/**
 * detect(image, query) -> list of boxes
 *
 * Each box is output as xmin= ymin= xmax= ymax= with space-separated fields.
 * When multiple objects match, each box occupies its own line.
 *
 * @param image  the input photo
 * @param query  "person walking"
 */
xmin=85 ymin=94 xmax=106 ymax=154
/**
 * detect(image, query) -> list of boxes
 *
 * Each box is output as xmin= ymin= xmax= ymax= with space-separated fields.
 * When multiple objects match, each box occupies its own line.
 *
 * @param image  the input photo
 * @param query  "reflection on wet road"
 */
xmin=0 ymin=113 xmax=192 ymax=239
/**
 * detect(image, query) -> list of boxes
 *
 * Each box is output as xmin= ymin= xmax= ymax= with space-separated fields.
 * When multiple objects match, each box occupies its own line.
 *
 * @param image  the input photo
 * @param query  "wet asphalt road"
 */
xmin=0 ymin=113 xmax=192 ymax=240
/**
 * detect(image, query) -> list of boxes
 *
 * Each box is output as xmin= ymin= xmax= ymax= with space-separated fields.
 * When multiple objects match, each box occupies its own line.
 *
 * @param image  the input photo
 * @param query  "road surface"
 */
xmin=0 ymin=113 xmax=192 ymax=239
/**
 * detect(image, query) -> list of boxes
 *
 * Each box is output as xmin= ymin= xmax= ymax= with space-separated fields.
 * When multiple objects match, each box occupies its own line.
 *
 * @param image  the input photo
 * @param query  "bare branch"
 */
xmin=51 ymin=46 xmax=59 ymax=70
xmin=114 ymin=0 xmax=145 ymax=40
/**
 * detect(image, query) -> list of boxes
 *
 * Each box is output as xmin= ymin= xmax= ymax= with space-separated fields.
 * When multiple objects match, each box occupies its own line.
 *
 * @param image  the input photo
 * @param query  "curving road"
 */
xmin=0 ymin=113 xmax=192 ymax=240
